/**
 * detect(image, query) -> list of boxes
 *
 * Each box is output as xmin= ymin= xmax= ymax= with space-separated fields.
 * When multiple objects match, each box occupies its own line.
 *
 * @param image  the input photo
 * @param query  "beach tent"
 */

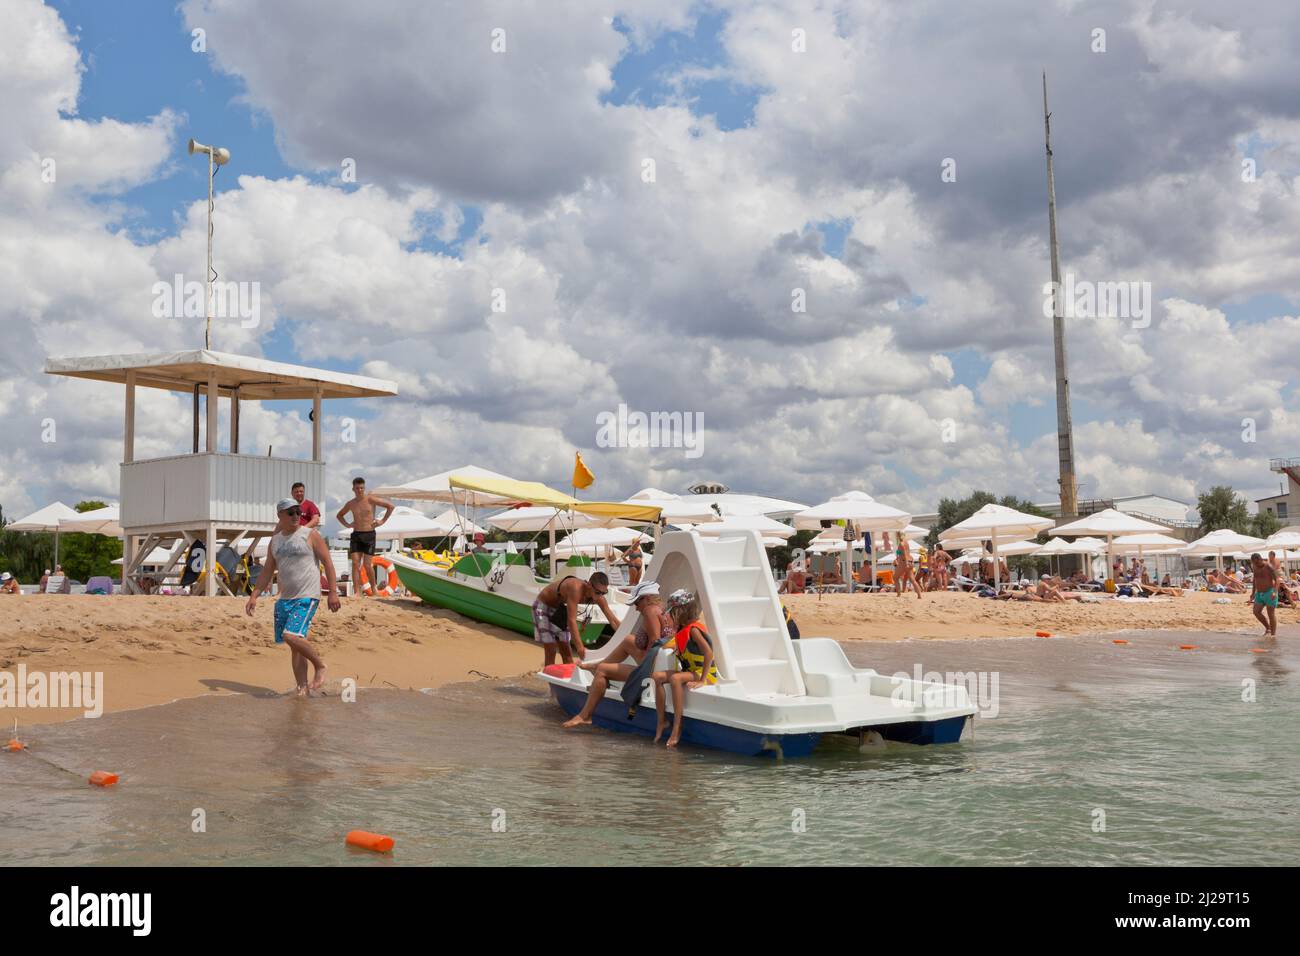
xmin=938 ymin=504 xmax=1053 ymax=587
xmin=1181 ymin=529 xmax=1267 ymax=572
xmin=5 ymin=501 xmax=81 ymax=566
xmin=794 ymin=491 xmax=912 ymax=592
xmin=59 ymin=504 xmax=123 ymax=538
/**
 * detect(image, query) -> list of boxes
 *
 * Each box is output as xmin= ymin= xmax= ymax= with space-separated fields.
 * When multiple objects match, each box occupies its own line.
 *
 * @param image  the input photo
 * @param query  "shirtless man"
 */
xmin=533 ymin=571 xmax=623 ymax=667
xmin=335 ymin=477 xmax=394 ymax=596
xmin=1250 ymin=553 xmax=1278 ymax=637
xmin=563 ymin=581 xmax=665 ymax=729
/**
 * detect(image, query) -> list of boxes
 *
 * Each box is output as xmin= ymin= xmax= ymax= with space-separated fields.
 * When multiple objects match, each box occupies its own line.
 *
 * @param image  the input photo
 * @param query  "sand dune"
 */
xmin=0 ymin=589 xmax=1278 ymax=726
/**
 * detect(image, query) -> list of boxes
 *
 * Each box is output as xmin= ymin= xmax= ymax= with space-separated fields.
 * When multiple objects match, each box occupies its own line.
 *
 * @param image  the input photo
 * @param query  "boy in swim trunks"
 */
xmin=247 ymin=498 xmax=341 ymax=696
xmin=1250 ymin=553 xmax=1278 ymax=637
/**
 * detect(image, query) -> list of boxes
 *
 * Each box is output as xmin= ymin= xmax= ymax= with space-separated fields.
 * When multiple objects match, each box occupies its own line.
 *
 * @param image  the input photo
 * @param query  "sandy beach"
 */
xmin=0 ymin=589 xmax=1277 ymax=727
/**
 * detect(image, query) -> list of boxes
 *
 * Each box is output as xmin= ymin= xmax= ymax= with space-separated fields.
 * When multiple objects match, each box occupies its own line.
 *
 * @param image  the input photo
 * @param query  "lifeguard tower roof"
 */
xmin=45 ymin=349 xmax=396 ymax=400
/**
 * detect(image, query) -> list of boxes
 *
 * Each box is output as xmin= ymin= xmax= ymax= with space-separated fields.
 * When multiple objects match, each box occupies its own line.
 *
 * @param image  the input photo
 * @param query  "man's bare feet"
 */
xmin=309 ymin=666 xmax=328 ymax=691
xmin=578 ymin=661 xmax=598 ymax=672
xmin=666 ymin=734 xmax=681 ymax=748
xmin=294 ymin=684 xmax=308 ymax=698
xmin=654 ymin=721 xmax=667 ymax=743
xmin=562 ymin=715 xmax=591 ymax=728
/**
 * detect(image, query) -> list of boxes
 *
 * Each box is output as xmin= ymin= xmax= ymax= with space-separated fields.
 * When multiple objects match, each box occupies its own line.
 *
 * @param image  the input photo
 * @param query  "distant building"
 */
xmin=687 ymin=480 xmax=730 ymax=495
xmin=1258 ymin=459 xmax=1300 ymax=524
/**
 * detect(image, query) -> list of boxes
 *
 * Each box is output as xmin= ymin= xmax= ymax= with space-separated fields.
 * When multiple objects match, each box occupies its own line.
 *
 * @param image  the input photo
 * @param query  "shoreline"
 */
xmin=0 ymin=590 xmax=1283 ymax=726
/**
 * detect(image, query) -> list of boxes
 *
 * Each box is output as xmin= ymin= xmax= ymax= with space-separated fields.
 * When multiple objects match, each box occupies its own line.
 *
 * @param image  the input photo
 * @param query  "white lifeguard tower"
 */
xmin=44 ymin=349 xmax=397 ymax=595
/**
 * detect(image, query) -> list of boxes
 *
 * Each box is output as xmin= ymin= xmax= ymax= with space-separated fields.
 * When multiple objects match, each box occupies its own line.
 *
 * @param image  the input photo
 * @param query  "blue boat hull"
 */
xmin=550 ymin=685 xmax=968 ymax=757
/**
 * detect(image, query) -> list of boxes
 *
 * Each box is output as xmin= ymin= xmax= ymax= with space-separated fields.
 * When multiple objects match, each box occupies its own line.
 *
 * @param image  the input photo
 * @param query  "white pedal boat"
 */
xmin=538 ymin=529 xmax=976 ymax=757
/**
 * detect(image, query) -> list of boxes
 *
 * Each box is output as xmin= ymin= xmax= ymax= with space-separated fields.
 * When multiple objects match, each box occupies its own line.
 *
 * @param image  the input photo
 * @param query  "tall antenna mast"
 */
xmin=1043 ymin=72 xmax=1078 ymax=517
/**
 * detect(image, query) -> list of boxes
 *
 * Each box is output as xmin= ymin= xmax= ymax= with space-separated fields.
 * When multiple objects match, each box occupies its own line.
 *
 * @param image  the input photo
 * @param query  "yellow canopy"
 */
xmin=448 ymin=474 xmax=661 ymax=523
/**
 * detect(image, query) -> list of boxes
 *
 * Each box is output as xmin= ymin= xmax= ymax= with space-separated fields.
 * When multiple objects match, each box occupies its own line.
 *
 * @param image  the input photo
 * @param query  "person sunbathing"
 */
xmin=1131 ymin=579 xmax=1184 ymax=597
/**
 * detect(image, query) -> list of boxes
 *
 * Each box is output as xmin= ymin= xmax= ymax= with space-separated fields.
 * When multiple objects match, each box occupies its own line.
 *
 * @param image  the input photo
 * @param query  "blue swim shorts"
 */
xmin=274 ymin=597 xmax=320 ymax=644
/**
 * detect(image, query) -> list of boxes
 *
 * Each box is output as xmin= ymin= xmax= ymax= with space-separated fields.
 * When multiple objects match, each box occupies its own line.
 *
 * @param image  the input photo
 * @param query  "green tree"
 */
xmin=53 ymin=501 xmax=122 ymax=583
xmin=1196 ymin=486 xmax=1251 ymax=535
xmin=1250 ymin=509 xmax=1282 ymax=540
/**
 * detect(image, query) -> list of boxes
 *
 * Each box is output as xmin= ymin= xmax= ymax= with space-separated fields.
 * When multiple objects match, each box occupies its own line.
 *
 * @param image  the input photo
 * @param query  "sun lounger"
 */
xmin=42 ymin=574 xmax=70 ymax=594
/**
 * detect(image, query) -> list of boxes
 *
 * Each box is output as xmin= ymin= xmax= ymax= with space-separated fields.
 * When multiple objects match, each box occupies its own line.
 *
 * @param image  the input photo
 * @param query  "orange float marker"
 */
xmin=346 ymin=830 xmax=394 ymax=853
xmin=89 ymin=771 xmax=119 ymax=787
xmin=1251 ymin=648 xmax=1269 ymax=654
xmin=1035 ymin=630 xmax=1051 ymax=638
xmin=542 ymin=663 xmax=575 ymax=679
xmin=6 ymin=739 xmax=24 ymax=752
xmin=1178 ymin=644 xmax=1197 ymax=651
xmin=1112 ymin=639 xmax=1129 ymax=645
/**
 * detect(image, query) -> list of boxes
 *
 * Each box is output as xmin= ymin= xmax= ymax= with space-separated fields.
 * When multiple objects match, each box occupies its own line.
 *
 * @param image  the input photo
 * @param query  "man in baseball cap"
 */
xmin=245 ymin=497 xmax=341 ymax=696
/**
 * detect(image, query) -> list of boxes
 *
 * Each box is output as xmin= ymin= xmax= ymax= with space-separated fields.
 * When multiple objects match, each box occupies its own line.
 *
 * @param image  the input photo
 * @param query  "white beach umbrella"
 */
xmin=1110 ymin=532 xmax=1186 ymax=554
xmin=59 ymin=504 xmax=122 ymax=537
xmin=939 ymin=504 xmax=1053 ymax=587
xmin=623 ymin=488 xmax=719 ymax=524
xmin=486 ymin=506 xmax=609 ymax=533
xmin=690 ymin=514 xmax=797 ymax=538
xmin=676 ymin=492 xmax=808 ymax=519
xmin=1262 ymin=530 xmax=1300 ymax=552
xmin=6 ymin=500 xmax=81 ymax=565
xmin=1051 ymin=508 xmax=1172 ymax=584
xmin=1182 ymin=529 xmax=1267 ymax=571
xmin=427 ymin=508 xmax=486 ymax=537
xmin=543 ymin=527 xmax=651 ymax=557
xmin=794 ymin=491 xmax=912 ymax=590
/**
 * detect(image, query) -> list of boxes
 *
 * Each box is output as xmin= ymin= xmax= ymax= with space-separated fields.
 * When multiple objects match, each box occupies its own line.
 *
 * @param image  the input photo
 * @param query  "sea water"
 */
xmin=1 ymin=628 xmax=1297 ymax=866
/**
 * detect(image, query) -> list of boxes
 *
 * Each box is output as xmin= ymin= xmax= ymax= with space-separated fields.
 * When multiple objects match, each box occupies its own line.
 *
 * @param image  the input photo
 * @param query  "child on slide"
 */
xmin=653 ymin=589 xmax=719 ymax=748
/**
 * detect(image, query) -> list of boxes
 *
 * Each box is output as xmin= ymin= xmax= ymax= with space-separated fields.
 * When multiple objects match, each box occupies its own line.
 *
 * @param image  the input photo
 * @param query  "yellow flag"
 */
xmin=572 ymin=452 xmax=595 ymax=490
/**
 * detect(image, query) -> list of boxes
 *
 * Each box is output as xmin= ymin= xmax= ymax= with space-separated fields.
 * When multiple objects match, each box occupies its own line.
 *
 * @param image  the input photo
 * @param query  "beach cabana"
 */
xmin=691 ymin=514 xmax=797 ymax=538
xmin=45 ymin=349 xmax=397 ymax=594
xmin=939 ymin=504 xmax=1053 ymax=587
xmin=372 ymin=465 xmax=519 ymax=506
xmin=5 ymin=501 xmax=81 ymax=566
xmin=622 ymin=488 xmax=720 ymax=525
xmin=676 ymin=492 xmax=808 ymax=519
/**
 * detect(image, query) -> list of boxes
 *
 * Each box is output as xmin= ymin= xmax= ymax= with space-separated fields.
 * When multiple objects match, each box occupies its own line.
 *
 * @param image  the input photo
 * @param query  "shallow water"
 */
xmin=2 ymin=628 xmax=1297 ymax=866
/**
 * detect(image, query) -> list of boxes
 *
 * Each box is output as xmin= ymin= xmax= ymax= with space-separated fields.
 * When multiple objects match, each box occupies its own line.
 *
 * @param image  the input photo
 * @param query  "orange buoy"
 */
xmin=6 ymin=739 xmax=24 ymax=752
xmin=89 ymin=771 xmax=119 ymax=787
xmin=1035 ymin=630 xmax=1051 ymax=638
xmin=542 ymin=663 xmax=575 ymax=679
xmin=1178 ymin=644 xmax=1197 ymax=651
xmin=1251 ymin=648 xmax=1269 ymax=654
xmin=1112 ymin=639 xmax=1129 ymax=645
xmin=345 ymin=830 xmax=394 ymax=853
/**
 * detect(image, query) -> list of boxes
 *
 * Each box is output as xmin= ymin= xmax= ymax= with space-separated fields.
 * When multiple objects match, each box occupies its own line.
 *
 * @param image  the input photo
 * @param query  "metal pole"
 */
xmin=205 ymin=150 xmax=214 ymax=350
xmin=1044 ymin=72 xmax=1078 ymax=519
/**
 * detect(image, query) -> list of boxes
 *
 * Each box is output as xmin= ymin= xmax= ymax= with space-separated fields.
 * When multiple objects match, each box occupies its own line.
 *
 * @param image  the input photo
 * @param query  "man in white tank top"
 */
xmin=246 ymin=498 xmax=341 ymax=696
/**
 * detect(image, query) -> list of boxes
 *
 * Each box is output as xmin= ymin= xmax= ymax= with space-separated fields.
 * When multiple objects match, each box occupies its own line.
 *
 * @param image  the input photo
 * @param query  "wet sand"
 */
xmin=0 ymin=589 xmax=1282 ymax=726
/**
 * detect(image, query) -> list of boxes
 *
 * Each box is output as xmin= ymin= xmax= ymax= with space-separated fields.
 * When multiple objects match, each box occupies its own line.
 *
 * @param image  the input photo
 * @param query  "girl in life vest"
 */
xmin=652 ymin=589 xmax=719 ymax=748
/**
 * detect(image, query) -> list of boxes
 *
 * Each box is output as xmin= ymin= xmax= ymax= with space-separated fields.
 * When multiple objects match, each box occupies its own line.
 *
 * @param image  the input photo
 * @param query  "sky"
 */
xmin=3 ymin=0 xmax=1300 ymax=528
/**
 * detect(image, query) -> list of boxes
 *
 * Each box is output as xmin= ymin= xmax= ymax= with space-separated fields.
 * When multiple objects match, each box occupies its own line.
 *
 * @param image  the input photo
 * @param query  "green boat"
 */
xmin=390 ymin=552 xmax=616 ymax=645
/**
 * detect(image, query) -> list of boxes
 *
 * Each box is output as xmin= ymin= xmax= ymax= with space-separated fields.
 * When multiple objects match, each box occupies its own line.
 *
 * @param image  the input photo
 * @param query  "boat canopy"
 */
xmin=448 ymin=474 xmax=662 ymax=523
